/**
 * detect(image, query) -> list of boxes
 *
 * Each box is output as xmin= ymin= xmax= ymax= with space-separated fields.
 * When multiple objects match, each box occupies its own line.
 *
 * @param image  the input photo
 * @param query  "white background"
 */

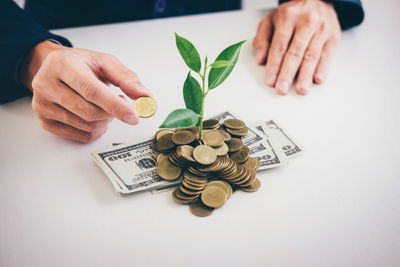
xmin=2 ymin=0 xmax=400 ymax=266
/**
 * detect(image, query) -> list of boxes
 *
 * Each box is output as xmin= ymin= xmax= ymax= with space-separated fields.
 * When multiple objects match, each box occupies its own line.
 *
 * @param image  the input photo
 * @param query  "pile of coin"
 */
xmin=151 ymin=118 xmax=261 ymax=217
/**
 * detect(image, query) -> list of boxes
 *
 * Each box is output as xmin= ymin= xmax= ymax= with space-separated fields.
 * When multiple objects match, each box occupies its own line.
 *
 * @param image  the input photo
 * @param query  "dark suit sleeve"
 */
xmin=279 ymin=0 xmax=364 ymax=30
xmin=0 ymin=0 xmax=72 ymax=104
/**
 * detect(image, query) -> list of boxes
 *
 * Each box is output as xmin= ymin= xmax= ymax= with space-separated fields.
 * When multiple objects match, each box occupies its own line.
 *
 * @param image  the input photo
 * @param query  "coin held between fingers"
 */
xmin=134 ymin=96 xmax=157 ymax=118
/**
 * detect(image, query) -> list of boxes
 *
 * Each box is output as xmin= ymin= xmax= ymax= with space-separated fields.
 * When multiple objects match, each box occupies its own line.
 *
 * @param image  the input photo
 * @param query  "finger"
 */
xmin=296 ymin=32 xmax=329 ymax=95
xmin=275 ymin=24 xmax=318 ymax=95
xmin=264 ymin=17 xmax=294 ymax=87
xmin=31 ymin=68 xmax=111 ymax=122
xmin=60 ymin=57 xmax=139 ymax=125
xmin=39 ymin=117 xmax=108 ymax=143
xmin=35 ymin=100 xmax=111 ymax=132
xmin=96 ymin=54 xmax=153 ymax=100
xmin=51 ymin=80 xmax=112 ymax=121
xmin=314 ymin=37 xmax=338 ymax=84
xmin=253 ymin=14 xmax=273 ymax=65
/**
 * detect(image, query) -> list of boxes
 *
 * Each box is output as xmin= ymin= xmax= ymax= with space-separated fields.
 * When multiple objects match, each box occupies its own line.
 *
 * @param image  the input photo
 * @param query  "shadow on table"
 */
xmin=241 ymin=44 xmax=272 ymax=91
xmin=78 ymin=160 xmax=125 ymax=204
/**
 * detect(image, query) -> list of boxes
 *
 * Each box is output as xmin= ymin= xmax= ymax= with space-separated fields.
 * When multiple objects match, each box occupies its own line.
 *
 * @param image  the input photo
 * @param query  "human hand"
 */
xmin=20 ymin=41 xmax=152 ymax=143
xmin=252 ymin=0 xmax=341 ymax=95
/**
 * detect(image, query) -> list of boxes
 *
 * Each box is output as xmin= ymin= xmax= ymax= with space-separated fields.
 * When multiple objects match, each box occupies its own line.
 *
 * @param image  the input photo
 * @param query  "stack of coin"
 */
xmin=202 ymin=119 xmax=220 ymax=130
xmin=152 ymin=118 xmax=262 ymax=217
xmin=173 ymin=171 xmax=208 ymax=205
xmin=222 ymin=118 xmax=249 ymax=137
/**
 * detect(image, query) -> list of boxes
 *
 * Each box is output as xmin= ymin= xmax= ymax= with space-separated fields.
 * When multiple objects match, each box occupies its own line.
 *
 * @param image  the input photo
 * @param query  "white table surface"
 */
xmin=1 ymin=1 xmax=400 ymax=266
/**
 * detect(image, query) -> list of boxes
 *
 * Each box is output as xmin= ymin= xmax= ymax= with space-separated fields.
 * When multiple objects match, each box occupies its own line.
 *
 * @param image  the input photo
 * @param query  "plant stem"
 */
xmin=198 ymin=57 xmax=208 ymax=140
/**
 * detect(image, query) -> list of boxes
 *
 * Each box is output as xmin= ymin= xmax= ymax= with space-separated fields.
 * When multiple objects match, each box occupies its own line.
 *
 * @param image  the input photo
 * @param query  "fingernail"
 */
xmin=276 ymin=80 xmax=290 ymax=95
xmin=298 ymin=81 xmax=310 ymax=95
xmin=265 ymin=73 xmax=277 ymax=85
xmin=136 ymin=83 xmax=153 ymax=97
xmin=315 ymin=72 xmax=325 ymax=83
xmin=255 ymin=49 xmax=264 ymax=64
xmin=123 ymin=112 xmax=139 ymax=125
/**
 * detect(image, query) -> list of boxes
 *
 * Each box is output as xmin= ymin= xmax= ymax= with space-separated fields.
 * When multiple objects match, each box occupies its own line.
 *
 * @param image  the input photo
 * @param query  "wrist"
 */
xmin=19 ymin=40 xmax=68 ymax=91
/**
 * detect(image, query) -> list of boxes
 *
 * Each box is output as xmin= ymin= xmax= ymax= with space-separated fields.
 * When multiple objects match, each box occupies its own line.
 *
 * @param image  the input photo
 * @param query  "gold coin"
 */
xmin=156 ymin=129 xmax=175 ymax=141
xmin=182 ymin=179 xmax=206 ymax=191
xmin=218 ymin=159 xmax=236 ymax=177
xmin=208 ymin=181 xmax=231 ymax=199
xmin=187 ymin=166 xmax=208 ymax=177
xmin=189 ymin=199 xmax=214 ymax=217
xmin=240 ymin=171 xmax=256 ymax=187
xmin=235 ymin=169 xmax=252 ymax=185
xmin=172 ymin=188 xmax=198 ymax=204
xmin=157 ymin=153 xmax=182 ymax=180
xmin=150 ymin=141 xmax=160 ymax=154
xmin=224 ymin=118 xmax=245 ymax=129
xmin=242 ymin=157 xmax=259 ymax=171
xmin=179 ymin=184 xmax=203 ymax=196
xmin=226 ymin=127 xmax=248 ymax=137
xmin=203 ymin=119 xmax=220 ymax=130
xmin=202 ymin=130 xmax=225 ymax=147
xmin=156 ymin=153 xmax=168 ymax=163
xmin=226 ymin=165 xmax=247 ymax=183
xmin=196 ymin=157 xmax=221 ymax=172
xmin=213 ymin=143 xmax=229 ymax=156
xmin=133 ymin=97 xmax=157 ymax=118
xmin=184 ymin=181 xmax=207 ymax=192
xmin=217 ymin=156 xmax=231 ymax=170
xmin=193 ymin=145 xmax=217 ymax=165
xmin=157 ymin=132 xmax=175 ymax=151
xmin=230 ymin=146 xmax=250 ymax=163
xmin=173 ymin=188 xmax=195 ymax=201
xmin=176 ymin=145 xmax=195 ymax=163
xmin=222 ymin=164 xmax=243 ymax=181
xmin=218 ymin=130 xmax=231 ymax=141
xmin=201 ymin=186 xmax=227 ymax=208
xmin=241 ymin=178 xmax=261 ymax=192
xmin=226 ymin=138 xmax=243 ymax=152
xmin=255 ymin=158 xmax=261 ymax=170
xmin=183 ymin=170 xmax=208 ymax=183
xmin=172 ymin=130 xmax=195 ymax=145
xmin=220 ymin=180 xmax=233 ymax=199
xmin=172 ymin=190 xmax=189 ymax=204
xmin=177 ymin=126 xmax=199 ymax=139
xmin=168 ymin=152 xmax=186 ymax=168
xmin=218 ymin=162 xmax=237 ymax=177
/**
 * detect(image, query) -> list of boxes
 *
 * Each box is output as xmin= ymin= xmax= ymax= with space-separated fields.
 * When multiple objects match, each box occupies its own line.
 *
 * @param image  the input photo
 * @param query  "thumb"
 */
xmin=96 ymin=54 xmax=153 ymax=100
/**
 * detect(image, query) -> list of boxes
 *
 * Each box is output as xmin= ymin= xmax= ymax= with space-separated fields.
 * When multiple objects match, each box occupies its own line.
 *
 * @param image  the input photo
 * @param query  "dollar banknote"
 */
xmin=210 ymin=111 xmax=287 ymax=169
xmin=91 ymin=139 xmax=181 ymax=194
xmin=249 ymin=120 xmax=303 ymax=159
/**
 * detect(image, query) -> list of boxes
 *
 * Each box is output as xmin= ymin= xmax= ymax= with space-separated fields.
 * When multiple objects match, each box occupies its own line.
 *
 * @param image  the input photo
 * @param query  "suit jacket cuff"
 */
xmin=278 ymin=0 xmax=364 ymax=30
xmin=1 ymin=30 xmax=71 ymax=104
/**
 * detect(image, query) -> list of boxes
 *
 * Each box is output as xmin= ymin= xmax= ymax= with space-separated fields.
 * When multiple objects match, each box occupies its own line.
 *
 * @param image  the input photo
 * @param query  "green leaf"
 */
xmin=159 ymin=108 xmax=200 ymax=129
xmin=183 ymin=72 xmax=203 ymax=114
xmin=175 ymin=33 xmax=202 ymax=73
xmin=210 ymin=60 xmax=233 ymax=68
xmin=208 ymin=40 xmax=246 ymax=89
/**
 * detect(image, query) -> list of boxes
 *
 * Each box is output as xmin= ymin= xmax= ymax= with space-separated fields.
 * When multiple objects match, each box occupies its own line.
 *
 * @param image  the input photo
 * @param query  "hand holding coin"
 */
xmin=22 ymin=40 xmax=154 ymax=143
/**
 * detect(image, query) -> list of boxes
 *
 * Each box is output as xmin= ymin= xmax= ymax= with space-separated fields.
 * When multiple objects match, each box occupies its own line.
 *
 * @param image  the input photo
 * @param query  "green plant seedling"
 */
xmin=160 ymin=33 xmax=245 ymax=139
